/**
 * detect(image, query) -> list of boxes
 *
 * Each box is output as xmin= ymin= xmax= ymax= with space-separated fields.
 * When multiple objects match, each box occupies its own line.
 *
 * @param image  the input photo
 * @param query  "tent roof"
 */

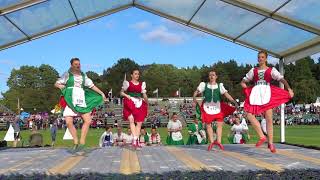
xmin=0 ymin=0 xmax=319 ymax=64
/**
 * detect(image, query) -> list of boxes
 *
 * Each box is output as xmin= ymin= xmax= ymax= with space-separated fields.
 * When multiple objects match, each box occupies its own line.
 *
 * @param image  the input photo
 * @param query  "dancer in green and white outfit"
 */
xmin=186 ymin=118 xmax=206 ymax=145
xmin=55 ymin=58 xmax=107 ymax=153
xmin=166 ymin=112 xmax=184 ymax=145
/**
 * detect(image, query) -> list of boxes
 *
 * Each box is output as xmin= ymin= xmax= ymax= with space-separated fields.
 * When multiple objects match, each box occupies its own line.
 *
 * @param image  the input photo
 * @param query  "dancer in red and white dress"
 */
xmin=193 ymin=70 xmax=238 ymax=151
xmin=241 ymin=51 xmax=294 ymax=153
xmin=120 ymin=69 xmax=148 ymax=148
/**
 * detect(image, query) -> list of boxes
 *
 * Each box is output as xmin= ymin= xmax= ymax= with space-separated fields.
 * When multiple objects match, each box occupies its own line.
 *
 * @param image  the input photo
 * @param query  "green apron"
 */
xmin=61 ymin=71 xmax=103 ymax=114
xmin=186 ymin=122 xmax=206 ymax=145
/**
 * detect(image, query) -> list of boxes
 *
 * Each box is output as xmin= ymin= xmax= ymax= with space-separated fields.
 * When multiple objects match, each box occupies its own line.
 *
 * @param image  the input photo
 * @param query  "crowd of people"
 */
xmin=99 ymin=126 xmax=161 ymax=147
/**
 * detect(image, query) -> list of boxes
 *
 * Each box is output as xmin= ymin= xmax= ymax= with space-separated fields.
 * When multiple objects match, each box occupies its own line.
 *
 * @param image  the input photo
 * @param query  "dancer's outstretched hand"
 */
xmin=234 ymin=102 xmax=239 ymax=109
xmin=102 ymin=94 xmax=107 ymax=102
xmin=232 ymin=100 xmax=239 ymax=109
xmin=288 ymin=88 xmax=294 ymax=98
xmin=57 ymin=84 xmax=65 ymax=90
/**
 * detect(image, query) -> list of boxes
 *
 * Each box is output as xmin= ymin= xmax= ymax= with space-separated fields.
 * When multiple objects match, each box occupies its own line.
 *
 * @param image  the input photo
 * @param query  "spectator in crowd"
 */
xmin=50 ymin=117 xmax=58 ymax=147
xmin=186 ymin=118 xmax=206 ymax=145
xmin=228 ymin=116 xmax=249 ymax=144
xmin=138 ymin=127 xmax=150 ymax=146
xmin=28 ymin=118 xmax=33 ymax=130
xmin=125 ymin=128 xmax=134 ymax=145
xmin=150 ymin=127 xmax=161 ymax=146
xmin=99 ymin=126 xmax=113 ymax=147
xmin=13 ymin=116 xmax=21 ymax=148
xmin=166 ymin=113 xmax=184 ymax=145
xmin=97 ymin=120 xmax=103 ymax=129
xmin=113 ymin=127 xmax=126 ymax=146
xmin=114 ymin=120 xmax=118 ymax=128
xmin=151 ymin=113 xmax=161 ymax=128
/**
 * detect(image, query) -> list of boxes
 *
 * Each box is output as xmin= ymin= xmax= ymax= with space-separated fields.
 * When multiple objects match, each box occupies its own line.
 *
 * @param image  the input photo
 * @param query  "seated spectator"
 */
xmin=166 ymin=113 xmax=184 ymax=145
xmin=125 ymin=128 xmax=134 ymax=145
xmin=186 ymin=118 xmax=206 ymax=145
xmin=99 ymin=126 xmax=113 ymax=147
xmin=97 ymin=120 xmax=103 ymax=129
xmin=150 ymin=127 xmax=161 ymax=146
xmin=29 ymin=127 xmax=43 ymax=147
xmin=113 ymin=127 xmax=126 ymax=146
xmin=138 ymin=127 xmax=150 ymax=147
xmin=150 ymin=113 xmax=160 ymax=128
xmin=114 ymin=120 xmax=118 ymax=128
xmin=91 ymin=119 xmax=97 ymax=128
xmin=228 ymin=116 xmax=249 ymax=144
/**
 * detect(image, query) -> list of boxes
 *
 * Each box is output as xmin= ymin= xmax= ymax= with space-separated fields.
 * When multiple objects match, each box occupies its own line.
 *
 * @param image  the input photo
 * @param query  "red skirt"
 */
xmin=123 ymin=97 xmax=148 ymax=122
xmin=200 ymin=102 xmax=235 ymax=124
xmin=244 ymin=85 xmax=291 ymax=115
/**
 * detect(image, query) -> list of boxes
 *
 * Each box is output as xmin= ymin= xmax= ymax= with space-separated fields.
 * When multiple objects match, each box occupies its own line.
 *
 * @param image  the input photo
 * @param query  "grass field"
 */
xmin=0 ymin=125 xmax=319 ymax=148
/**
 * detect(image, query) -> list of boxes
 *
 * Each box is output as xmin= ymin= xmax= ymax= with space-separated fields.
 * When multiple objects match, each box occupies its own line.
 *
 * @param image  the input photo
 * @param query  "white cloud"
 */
xmin=131 ymin=18 xmax=207 ymax=45
xmin=130 ymin=21 xmax=151 ymax=30
xmin=0 ymin=60 xmax=15 ymax=66
xmin=161 ymin=19 xmax=207 ymax=38
xmin=141 ymin=26 xmax=185 ymax=45
xmin=82 ymin=64 xmax=102 ymax=69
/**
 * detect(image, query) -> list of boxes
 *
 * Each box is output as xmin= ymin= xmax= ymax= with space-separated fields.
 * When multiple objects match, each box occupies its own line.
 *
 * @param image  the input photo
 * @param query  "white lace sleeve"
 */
xmin=167 ymin=121 xmax=172 ymax=129
xmin=122 ymin=80 xmax=129 ymax=91
xmin=197 ymin=82 xmax=206 ymax=93
xmin=243 ymin=68 xmax=254 ymax=82
xmin=241 ymin=119 xmax=248 ymax=130
xmin=219 ymin=83 xmax=228 ymax=94
xmin=231 ymin=125 xmax=236 ymax=131
xmin=84 ymin=75 xmax=94 ymax=88
xmin=56 ymin=72 xmax=69 ymax=85
xmin=271 ymin=67 xmax=284 ymax=81
xmin=141 ymin=82 xmax=147 ymax=93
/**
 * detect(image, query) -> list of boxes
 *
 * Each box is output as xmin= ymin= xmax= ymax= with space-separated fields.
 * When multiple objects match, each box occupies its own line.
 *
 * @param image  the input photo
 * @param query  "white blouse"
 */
xmin=167 ymin=120 xmax=182 ymax=130
xmin=197 ymin=82 xmax=228 ymax=95
xmin=231 ymin=124 xmax=247 ymax=134
xmin=122 ymin=80 xmax=147 ymax=93
xmin=56 ymin=72 xmax=94 ymax=88
xmin=243 ymin=67 xmax=283 ymax=82
xmin=125 ymin=134 xmax=134 ymax=144
xmin=113 ymin=132 xmax=127 ymax=142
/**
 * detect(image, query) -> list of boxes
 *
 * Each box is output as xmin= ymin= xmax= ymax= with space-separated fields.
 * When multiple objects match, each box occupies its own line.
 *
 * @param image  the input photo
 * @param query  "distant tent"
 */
xmin=314 ymin=97 xmax=320 ymax=107
xmin=63 ymin=128 xmax=73 ymax=140
xmin=4 ymin=124 xmax=15 ymax=141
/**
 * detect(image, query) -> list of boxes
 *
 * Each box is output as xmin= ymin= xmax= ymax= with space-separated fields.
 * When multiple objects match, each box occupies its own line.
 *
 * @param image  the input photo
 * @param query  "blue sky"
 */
xmin=0 ymin=7 xmax=319 ymax=95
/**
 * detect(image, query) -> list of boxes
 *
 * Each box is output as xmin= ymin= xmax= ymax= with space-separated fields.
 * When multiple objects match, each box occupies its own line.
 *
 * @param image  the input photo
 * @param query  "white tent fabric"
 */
xmin=63 ymin=128 xmax=73 ymax=140
xmin=0 ymin=0 xmax=319 ymax=63
xmin=4 ymin=124 xmax=15 ymax=142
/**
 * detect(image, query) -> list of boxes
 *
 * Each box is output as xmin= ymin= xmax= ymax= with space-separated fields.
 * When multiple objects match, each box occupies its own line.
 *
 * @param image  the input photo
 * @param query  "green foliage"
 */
xmin=285 ymin=57 xmax=320 ymax=104
xmin=2 ymin=64 xmax=59 ymax=113
xmin=101 ymin=58 xmax=139 ymax=97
